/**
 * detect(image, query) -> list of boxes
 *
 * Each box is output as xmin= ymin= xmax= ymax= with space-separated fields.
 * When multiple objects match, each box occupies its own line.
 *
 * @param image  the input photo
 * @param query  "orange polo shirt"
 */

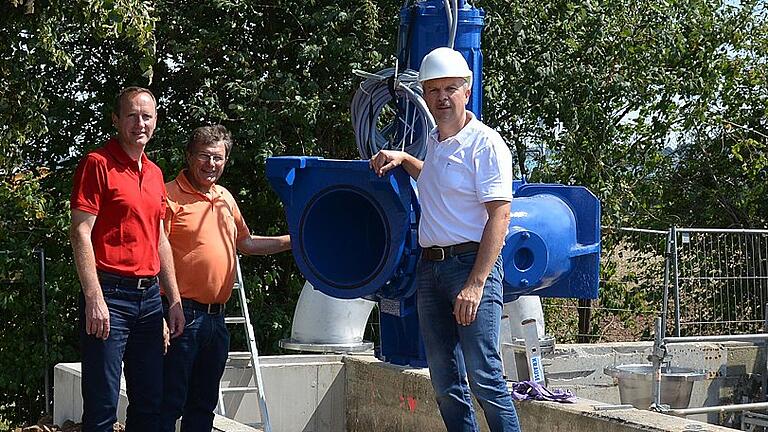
xmin=164 ymin=170 xmax=250 ymax=304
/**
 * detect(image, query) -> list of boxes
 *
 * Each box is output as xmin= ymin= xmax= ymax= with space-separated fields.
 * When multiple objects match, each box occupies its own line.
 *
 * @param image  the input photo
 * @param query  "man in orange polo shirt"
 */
xmin=70 ymin=86 xmax=185 ymax=432
xmin=160 ymin=125 xmax=291 ymax=432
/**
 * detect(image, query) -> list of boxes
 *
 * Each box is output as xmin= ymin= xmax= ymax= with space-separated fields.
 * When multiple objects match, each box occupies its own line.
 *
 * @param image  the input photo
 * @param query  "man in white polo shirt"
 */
xmin=370 ymin=47 xmax=520 ymax=432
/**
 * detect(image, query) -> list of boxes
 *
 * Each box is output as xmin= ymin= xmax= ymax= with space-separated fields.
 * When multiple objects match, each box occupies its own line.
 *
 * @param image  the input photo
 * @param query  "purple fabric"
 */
xmin=510 ymin=381 xmax=577 ymax=403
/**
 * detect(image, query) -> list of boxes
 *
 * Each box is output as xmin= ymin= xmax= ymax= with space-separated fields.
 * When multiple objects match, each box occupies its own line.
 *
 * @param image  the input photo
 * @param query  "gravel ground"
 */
xmin=14 ymin=416 xmax=124 ymax=432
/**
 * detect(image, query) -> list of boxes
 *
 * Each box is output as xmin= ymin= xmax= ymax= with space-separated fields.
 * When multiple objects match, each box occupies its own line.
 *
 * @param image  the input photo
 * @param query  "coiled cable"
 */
xmin=351 ymin=67 xmax=435 ymax=160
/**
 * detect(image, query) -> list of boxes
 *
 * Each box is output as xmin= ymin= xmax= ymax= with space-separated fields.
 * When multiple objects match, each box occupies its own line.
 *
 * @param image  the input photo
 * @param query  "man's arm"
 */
xmin=70 ymin=209 xmax=111 ymax=340
xmin=158 ymin=220 xmax=185 ymax=337
xmin=237 ymin=234 xmax=291 ymax=256
xmin=369 ymin=150 xmax=423 ymax=179
xmin=453 ymin=200 xmax=511 ymax=326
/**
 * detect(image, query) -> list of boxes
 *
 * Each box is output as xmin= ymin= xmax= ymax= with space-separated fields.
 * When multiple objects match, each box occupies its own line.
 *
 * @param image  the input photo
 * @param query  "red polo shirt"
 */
xmin=70 ymin=137 xmax=167 ymax=277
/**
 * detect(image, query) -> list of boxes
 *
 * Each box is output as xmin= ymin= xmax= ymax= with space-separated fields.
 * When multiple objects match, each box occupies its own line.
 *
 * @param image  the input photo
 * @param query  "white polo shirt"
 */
xmin=416 ymin=112 xmax=513 ymax=247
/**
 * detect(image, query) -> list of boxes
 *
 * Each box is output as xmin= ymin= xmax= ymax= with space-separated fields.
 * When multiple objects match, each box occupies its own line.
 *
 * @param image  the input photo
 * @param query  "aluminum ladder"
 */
xmin=216 ymin=256 xmax=272 ymax=432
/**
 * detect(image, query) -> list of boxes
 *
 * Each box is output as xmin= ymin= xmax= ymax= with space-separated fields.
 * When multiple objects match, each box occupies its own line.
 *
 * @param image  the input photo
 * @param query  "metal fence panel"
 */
xmin=544 ymin=227 xmax=667 ymax=343
xmin=671 ymin=228 xmax=768 ymax=336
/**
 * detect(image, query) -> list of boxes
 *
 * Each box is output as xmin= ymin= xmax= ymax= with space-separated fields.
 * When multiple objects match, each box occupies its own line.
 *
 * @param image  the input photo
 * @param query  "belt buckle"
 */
xmin=434 ymin=247 xmax=445 ymax=261
xmin=136 ymin=278 xmax=148 ymax=290
xmin=207 ymin=303 xmax=220 ymax=314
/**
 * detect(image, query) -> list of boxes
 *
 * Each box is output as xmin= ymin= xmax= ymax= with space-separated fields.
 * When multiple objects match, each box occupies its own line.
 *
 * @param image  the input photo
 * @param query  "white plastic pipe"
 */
xmin=290 ymin=281 xmax=376 ymax=344
xmin=289 ymin=284 xmax=545 ymax=348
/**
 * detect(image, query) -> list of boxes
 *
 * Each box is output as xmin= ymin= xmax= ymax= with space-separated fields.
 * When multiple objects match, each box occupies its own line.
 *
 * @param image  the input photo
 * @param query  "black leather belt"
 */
xmin=421 ymin=242 xmax=480 ymax=261
xmin=181 ymin=298 xmax=225 ymax=315
xmin=97 ymin=270 xmax=158 ymax=290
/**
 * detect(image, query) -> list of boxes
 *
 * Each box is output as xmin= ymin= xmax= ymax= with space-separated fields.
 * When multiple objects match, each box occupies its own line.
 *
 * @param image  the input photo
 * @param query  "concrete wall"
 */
xmin=343 ymin=355 xmax=734 ymax=432
xmin=220 ymin=355 xmax=345 ymax=431
xmin=55 ymin=342 xmax=765 ymax=431
xmin=54 ymin=355 xmax=344 ymax=432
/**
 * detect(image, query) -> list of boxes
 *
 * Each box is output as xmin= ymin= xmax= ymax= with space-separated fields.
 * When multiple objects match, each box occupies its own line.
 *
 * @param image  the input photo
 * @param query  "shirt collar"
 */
xmin=429 ymin=111 xmax=478 ymax=144
xmin=174 ymin=169 xmax=221 ymax=200
xmin=105 ymin=137 xmax=148 ymax=169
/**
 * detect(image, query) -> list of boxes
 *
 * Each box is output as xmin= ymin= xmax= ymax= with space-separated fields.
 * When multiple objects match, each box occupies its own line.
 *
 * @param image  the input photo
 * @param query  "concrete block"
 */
xmin=53 ymin=363 xmax=128 ymax=428
xmin=344 ymin=355 xmax=733 ymax=432
xmin=53 ymin=363 xmax=80 ymax=427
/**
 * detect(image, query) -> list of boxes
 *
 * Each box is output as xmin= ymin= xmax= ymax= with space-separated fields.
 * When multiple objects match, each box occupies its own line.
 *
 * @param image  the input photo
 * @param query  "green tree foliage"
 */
xmin=2 ymin=0 xmax=768 ymax=426
xmin=480 ymin=0 xmax=768 ymax=227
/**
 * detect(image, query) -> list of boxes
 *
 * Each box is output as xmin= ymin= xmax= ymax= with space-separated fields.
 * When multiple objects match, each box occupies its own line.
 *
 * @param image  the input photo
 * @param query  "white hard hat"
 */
xmin=418 ymin=47 xmax=472 ymax=87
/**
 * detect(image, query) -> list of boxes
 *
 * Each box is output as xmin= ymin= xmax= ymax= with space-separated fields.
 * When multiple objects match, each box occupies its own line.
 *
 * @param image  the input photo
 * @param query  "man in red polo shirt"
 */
xmin=70 ymin=86 xmax=185 ymax=432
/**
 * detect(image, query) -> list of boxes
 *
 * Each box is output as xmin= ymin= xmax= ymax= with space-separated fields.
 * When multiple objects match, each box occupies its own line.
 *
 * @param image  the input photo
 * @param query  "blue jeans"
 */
xmin=160 ymin=302 xmax=229 ymax=432
xmin=79 ymin=282 xmax=163 ymax=432
xmin=417 ymin=252 xmax=520 ymax=432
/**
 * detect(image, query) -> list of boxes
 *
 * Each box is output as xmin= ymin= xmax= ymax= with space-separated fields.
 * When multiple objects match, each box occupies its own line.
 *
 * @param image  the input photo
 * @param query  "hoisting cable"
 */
xmin=447 ymin=0 xmax=459 ymax=48
xmin=351 ymin=67 xmax=434 ymax=160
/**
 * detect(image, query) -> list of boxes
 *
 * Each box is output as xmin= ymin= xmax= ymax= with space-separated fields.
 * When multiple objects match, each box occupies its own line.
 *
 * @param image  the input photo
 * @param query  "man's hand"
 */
xmin=162 ymin=319 xmax=171 ymax=354
xmin=84 ymin=295 xmax=111 ymax=339
xmin=369 ymin=150 xmax=407 ymax=177
xmin=167 ymin=301 xmax=185 ymax=338
xmin=453 ymin=282 xmax=484 ymax=326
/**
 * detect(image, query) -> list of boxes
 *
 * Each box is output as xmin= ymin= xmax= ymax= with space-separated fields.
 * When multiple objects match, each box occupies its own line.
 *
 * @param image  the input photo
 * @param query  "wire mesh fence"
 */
xmin=543 ymin=227 xmax=668 ymax=343
xmin=669 ymin=228 xmax=768 ymax=337
xmin=543 ymin=226 xmax=768 ymax=343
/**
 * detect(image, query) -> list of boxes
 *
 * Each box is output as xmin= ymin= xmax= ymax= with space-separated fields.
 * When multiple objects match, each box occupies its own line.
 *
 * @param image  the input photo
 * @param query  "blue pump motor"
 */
xmin=398 ymin=0 xmax=485 ymax=118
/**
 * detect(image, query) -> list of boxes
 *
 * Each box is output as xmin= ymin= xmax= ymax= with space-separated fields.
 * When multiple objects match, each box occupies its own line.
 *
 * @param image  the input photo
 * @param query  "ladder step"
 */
xmin=217 ymin=255 xmax=271 ymax=432
xmin=228 ymin=351 xmax=252 ymax=360
xmin=220 ymin=386 xmax=260 ymax=393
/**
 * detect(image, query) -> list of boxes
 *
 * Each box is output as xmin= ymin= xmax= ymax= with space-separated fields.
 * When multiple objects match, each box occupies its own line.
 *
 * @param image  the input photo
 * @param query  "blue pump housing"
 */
xmin=266 ymin=157 xmax=426 ymax=366
xmin=502 ymin=184 xmax=601 ymax=302
xmin=266 ymin=157 xmax=420 ymax=301
xmin=266 ymin=157 xmax=601 ymax=366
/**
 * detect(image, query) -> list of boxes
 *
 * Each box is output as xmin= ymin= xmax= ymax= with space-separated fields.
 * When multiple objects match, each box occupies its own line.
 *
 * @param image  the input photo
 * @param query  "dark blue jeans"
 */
xmin=160 ymin=303 xmax=229 ymax=432
xmin=417 ymin=252 xmax=521 ymax=432
xmin=79 ymin=282 xmax=163 ymax=432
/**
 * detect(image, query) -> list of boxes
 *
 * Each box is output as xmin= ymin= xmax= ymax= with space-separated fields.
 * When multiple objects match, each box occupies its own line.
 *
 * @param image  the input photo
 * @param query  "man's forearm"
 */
xmin=70 ymin=226 xmax=101 ymax=300
xmin=239 ymin=234 xmax=291 ymax=256
xmin=158 ymin=232 xmax=181 ymax=304
xmin=401 ymin=153 xmax=424 ymax=179
xmin=466 ymin=204 xmax=510 ymax=288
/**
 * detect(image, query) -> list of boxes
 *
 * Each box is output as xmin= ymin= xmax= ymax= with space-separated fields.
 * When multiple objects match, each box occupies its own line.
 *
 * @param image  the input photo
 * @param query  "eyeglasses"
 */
xmin=194 ymin=153 xmax=226 ymax=164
